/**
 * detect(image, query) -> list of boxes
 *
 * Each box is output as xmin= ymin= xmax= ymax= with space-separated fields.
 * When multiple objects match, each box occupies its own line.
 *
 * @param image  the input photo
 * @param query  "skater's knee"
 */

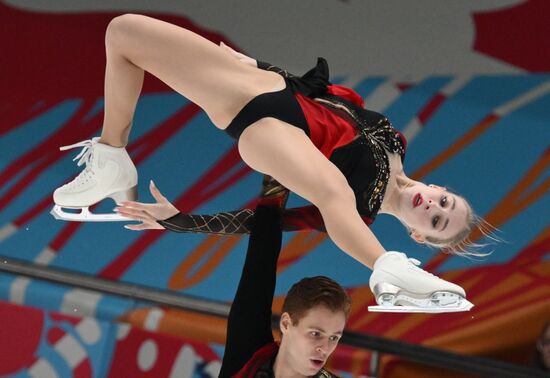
xmin=106 ymin=14 xmax=143 ymax=48
xmin=313 ymin=174 xmax=355 ymax=210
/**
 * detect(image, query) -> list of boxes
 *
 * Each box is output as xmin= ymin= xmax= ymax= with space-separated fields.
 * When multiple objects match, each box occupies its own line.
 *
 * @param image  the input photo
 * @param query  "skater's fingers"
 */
xmin=149 ymin=181 xmax=168 ymax=202
xmin=219 ymin=41 xmax=237 ymax=54
xmin=124 ymin=222 xmax=151 ymax=231
xmin=124 ymin=220 xmax=164 ymax=231
xmin=115 ymin=206 xmax=138 ymax=217
xmin=119 ymin=201 xmax=156 ymax=212
xmin=119 ymin=201 xmax=147 ymax=209
xmin=124 ymin=223 xmax=145 ymax=231
xmin=218 ymin=42 xmax=256 ymax=66
xmin=116 ymin=206 xmax=151 ymax=221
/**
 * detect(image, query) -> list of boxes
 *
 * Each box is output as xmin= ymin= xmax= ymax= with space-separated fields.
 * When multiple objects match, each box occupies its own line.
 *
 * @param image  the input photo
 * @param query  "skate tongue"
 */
xmin=408 ymin=257 xmax=421 ymax=266
xmin=373 ymin=251 xmax=406 ymax=270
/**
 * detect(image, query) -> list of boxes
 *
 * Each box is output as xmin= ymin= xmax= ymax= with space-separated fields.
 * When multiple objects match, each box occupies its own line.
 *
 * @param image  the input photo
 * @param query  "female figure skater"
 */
xmin=53 ymin=14 xmax=474 ymax=312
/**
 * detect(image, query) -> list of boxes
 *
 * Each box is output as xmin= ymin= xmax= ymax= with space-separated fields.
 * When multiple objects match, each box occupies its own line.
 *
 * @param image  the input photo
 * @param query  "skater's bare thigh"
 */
xmin=108 ymin=14 xmax=283 ymax=128
xmin=238 ymin=118 xmax=353 ymax=206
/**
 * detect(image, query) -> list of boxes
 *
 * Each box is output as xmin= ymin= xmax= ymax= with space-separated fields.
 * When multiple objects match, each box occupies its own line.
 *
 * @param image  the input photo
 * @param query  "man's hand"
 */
xmin=219 ymin=41 xmax=258 ymax=67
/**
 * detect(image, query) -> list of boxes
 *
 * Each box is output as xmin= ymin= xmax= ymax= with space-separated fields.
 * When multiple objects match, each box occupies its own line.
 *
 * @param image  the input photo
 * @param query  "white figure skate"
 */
xmin=51 ymin=138 xmax=138 ymax=222
xmin=368 ymin=252 xmax=473 ymax=313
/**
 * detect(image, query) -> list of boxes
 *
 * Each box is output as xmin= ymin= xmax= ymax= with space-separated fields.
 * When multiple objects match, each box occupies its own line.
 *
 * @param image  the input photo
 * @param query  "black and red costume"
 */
xmin=158 ymin=58 xmax=407 ymax=235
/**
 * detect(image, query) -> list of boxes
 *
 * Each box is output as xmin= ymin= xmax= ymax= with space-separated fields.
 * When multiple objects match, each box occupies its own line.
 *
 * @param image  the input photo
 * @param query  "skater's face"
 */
xmin=399 ymin=183 xmax=469 ymax=242
xmin=279 ymin=305 xmax=345 ymax=376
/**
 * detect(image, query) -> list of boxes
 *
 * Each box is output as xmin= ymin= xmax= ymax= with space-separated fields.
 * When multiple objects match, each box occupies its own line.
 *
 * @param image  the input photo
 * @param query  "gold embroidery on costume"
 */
xmin=314 ymin=95 xmax=406 ymax=216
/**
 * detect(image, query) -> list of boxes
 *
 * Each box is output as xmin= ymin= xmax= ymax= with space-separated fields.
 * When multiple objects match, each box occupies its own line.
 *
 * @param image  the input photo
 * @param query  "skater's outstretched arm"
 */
xmin=115 ymin=180 xmax=323 ymax=234
xmin=156 ymin=204 xmax=369 ymax=235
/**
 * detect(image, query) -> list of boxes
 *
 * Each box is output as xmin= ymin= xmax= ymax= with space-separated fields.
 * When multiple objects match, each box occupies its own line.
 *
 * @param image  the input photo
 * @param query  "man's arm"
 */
xmin=218 ymin=205 xmax=282 ymax=377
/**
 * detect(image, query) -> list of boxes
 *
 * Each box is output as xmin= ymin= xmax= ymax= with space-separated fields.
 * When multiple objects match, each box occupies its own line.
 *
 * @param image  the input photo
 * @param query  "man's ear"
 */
xmin=280 ymin=312 xmax=292 ymax=335
xmin=410 ymin=229 xmax=426 ymax=244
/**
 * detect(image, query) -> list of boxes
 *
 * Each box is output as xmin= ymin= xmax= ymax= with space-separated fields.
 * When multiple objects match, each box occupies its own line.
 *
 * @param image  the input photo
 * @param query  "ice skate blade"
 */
xmin=368 ymin=299 xmax=474 ymax=313
xmin=50 ymin=205 xmax=131 ymax=222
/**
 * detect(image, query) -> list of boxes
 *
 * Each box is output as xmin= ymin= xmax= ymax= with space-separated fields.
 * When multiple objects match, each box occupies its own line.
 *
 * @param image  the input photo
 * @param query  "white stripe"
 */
xmin=55 ymin=333 xmax=87 ymax=368
xmin=402 ymin=117 xmax=423 ymax=143
xmin=144 ymin=308 xmax=164 ymax=331
xmin=203 ymin=361 xmax=222 ymax=378
xmin=169 ymin=346 xmax=196 ymax=378
xmin=76 ymin=317 xmax=101 ymax=345
xmin=366 ymin=73 xmax=425 ymax=111
xmin=339 ymin=74 xmax=364 ymax=91
xmin=440 ymin=75 xmax=471 ymax=97
xmin=0 ymin=223 xmax=17 ymax=242
xmin=363 ymin=78 xmax=402 ymax=112
xmin=29 ymin=359 xmax=58 ymax=378
xmin=495 ymin=81 xmax=550 ymax=116
xmin=116 ymin=323 xmax=131 ymax=340
xmin=61 ymin=289 xmax=102 ymax=317
xmin=35 ymin=247 xmax=57 ymax=265
xmin=9 ymin=277 xmax=31 ymax=304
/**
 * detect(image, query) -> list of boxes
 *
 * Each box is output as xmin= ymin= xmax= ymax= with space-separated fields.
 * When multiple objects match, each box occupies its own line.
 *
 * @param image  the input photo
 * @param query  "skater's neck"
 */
xmin=379 ymin=153 xmax=413 ymax=218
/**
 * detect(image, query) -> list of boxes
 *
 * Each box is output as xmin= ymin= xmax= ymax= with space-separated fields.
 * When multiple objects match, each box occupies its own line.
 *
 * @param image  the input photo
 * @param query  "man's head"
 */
xmin=536 ymin=321 xmax=550 ymax=370
xmin=278 ymin=276 xmax=351 ymax=376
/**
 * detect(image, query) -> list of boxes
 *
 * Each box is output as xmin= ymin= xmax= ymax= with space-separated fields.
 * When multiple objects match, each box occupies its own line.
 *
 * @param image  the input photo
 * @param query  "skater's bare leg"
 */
xmin=238 ymin=119 xmax=386 ymax=269
xmin=99 ymin=14 xmax=283 ymax=147
xmin=101 ymin=38 xmax=144 ymax=147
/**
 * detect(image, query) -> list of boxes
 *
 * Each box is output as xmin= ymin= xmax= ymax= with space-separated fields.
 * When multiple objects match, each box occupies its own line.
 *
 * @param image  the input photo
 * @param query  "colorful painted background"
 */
xmin=0 ymin=1 xmax=549 ymax=377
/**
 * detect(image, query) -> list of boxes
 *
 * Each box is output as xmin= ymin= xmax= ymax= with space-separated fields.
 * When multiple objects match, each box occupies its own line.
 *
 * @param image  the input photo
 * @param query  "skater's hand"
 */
xmin=115 ymin=180 xmax=179 ymax=231
xmin=219 ymin=42 xmax=258 ymax=67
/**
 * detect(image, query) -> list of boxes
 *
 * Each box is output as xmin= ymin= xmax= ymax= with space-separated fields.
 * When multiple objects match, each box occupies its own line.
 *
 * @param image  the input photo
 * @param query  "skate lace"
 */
xmin=407 ymin=258 xmax=437 ymax=278
xmin=60 ymin=139 xmax=96 ymax=187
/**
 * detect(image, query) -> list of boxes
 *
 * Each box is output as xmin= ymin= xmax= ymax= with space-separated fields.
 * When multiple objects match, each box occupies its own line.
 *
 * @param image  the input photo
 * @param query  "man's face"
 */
xmin=540 ymin=326 xmax=550 ymax=369
xmin=281 ymin=305 xmax=346 ymax=376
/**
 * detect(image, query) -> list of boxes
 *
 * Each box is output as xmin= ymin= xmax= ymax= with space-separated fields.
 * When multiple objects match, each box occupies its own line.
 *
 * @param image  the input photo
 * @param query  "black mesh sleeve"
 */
xmin=157 ymin=209 xmax=255 ymax=234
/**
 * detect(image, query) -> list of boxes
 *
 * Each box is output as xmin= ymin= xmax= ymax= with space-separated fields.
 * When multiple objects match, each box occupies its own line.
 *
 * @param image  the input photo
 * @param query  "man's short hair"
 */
xmin=282 ymin=276 xmax=352 ymax=324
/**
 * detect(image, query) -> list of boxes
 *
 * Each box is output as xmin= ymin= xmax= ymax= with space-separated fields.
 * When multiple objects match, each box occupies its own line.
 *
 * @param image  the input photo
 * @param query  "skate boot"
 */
xmin=368 ymin=251 xmax=473 ymax=313
xmin=51 ymin=138 xmax=138 ymax=222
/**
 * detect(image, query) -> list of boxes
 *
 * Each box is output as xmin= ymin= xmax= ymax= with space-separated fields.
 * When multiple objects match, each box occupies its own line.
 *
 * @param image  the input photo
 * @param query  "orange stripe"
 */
xmin=277 ymin=232 xmax=327 ymax=271
xmin=425 ymin=295 xmax=550 ymax=354
xmin=427 ymin=146 xmax=550 ymax=271
xmin=472 ymin=272 xmax=532 ymax=305
xmin=121 ymin=308 xmax=228 ymax=344
xmin=168 ymin=234 xmax=242 ymax=289
xmin=412 ymin=114 xmax=499 ymax=180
